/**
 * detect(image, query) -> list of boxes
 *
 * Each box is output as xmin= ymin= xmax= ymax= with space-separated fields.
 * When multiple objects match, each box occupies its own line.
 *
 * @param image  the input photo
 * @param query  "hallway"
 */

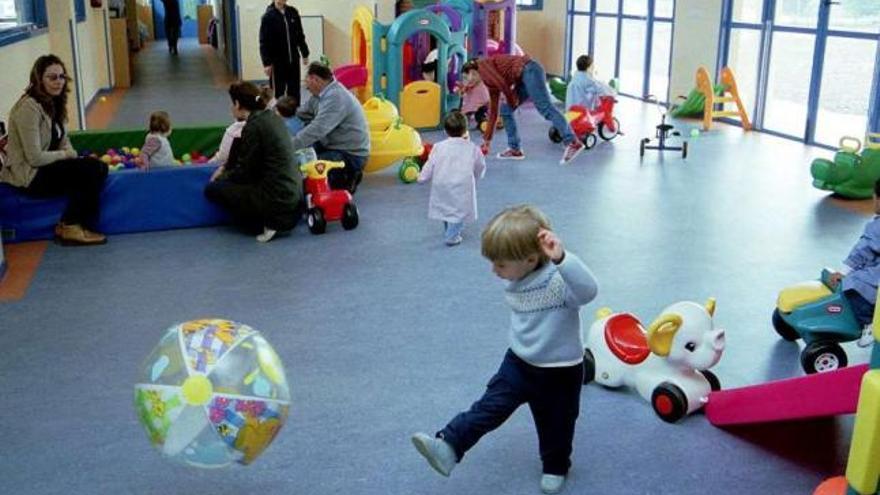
xmin=89 ymin=37 xmax=236 ymax=130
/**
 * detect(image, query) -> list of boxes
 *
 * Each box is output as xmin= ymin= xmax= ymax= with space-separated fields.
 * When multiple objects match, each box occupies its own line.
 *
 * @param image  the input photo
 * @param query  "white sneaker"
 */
xmin=411 ymin=432 xmax=457 ymax=477
xmin=540 ymin=474 xmax=566 ymax=494
xmin=256 ymin=227 xmax=277 ymax=243
xmin=857 ymin=325 xmax=875 ymax=348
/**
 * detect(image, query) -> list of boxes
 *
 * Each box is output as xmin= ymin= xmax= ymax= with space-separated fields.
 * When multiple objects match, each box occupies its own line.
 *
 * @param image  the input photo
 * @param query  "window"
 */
xmin=75 ymin=0 xmax=85 ymax=22
xmin=516 ymin=0 xmax=543 ymax=10
xmin=0 ymin=0 xmax=48 ymax=47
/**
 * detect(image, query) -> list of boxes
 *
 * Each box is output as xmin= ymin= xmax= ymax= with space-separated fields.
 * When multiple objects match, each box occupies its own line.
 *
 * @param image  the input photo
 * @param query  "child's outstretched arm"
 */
xmin=417 ymin=146 xmax=437 ymax=183
xmin=845 ymin=219 xmax=880 ymax=269
xmin=538 ymin=229 xmax=598 ymax=307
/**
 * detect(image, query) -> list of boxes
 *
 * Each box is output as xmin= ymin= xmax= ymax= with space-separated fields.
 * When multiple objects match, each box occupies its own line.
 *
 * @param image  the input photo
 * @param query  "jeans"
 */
xmin=501 ymin=61 xmax=576 ymax=150
xmin=443 ymin=221 xmax=463 ymax=243
xmin=313 ymin=143 xmax=367 ymax=193
xmin=438 ymin=349 xmax=583 ymax=475
xmin=845 ymin=289 xmax=875 ymax=326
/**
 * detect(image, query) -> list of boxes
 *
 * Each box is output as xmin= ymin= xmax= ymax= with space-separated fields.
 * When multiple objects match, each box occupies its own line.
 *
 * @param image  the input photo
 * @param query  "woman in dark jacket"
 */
xmin=259 ymin=0 xmax=310 ymax=99
xmin=205 ymin=81 xmax=303 ymax=242
xmin=161 ymin=0 xmax=182 ymax=55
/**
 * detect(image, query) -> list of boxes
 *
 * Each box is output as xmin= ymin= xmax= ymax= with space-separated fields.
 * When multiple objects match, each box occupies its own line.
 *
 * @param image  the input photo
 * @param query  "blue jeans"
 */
xmin=313 ymin=143 xmax=367 ymax=193
xmin=845 ymin=289 xmax=875 ymax=326
xmin=443 ymin=221 xmax=463 ymax=243
xmin=438 ymin=349 xmax=583 ymax=475
xmin=501 ymin=61 xmax=576 ymax=150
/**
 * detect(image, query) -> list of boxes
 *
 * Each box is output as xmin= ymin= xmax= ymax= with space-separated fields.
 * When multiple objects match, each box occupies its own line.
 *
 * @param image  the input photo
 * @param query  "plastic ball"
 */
xmin=131 ymin=148 xmax=141 ymax=156
xmin=122 ymin=146 xmax=131 ymax=154
xmin=134 ymin=319 xmax=291 ymax=468
xmin=181 ymin=153 xmax=192 ymax=162
xmin=107 ymin=148 xmax=117 ymax=156
xmin=101 ymin=155 xmax=113 ymax=164
xmin=99 ymin=96 xmax=107 ymax=102
xmin=690 ymin=129 xmax=700 ymax=138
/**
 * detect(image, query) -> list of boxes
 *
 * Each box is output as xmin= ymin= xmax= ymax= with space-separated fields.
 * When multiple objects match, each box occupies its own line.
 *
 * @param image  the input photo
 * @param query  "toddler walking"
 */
xmin=417 ymin=111 xmax=485 ymax=246
xmin=412 ymin=205 xmax=599 ymax=494
xmin=138 ymin=111 xmax=175 ymax=168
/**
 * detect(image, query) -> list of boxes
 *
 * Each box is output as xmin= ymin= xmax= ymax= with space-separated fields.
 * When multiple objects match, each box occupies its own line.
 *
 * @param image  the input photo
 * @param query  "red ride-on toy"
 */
xmin=549 ymin=96 xmax=621 ymax=149
xmin=300 ymin=160 xmax=359 ymax=235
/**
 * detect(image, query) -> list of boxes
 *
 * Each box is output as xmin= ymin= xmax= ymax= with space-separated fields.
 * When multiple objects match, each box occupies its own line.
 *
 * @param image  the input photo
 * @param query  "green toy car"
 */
xmin=811 ymin=134 xmax=880 ymax=199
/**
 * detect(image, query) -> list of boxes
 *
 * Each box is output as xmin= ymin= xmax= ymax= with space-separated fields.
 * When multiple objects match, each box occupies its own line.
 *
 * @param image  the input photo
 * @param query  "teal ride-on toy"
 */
xmin=811 ymin=134 xmax=880 ymax=199
xmin=772 ymin=269 xmax=864 ymax=374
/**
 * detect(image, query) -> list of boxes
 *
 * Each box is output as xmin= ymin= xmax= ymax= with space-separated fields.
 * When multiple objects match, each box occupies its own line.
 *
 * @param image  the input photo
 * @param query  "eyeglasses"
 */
xmin=44 ymin=74 xmax=67 ymax=82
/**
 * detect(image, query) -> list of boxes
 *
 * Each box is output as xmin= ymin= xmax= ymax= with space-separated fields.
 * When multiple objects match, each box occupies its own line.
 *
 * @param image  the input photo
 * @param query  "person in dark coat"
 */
xmin=161 ymin=0 xmax=182 ymax=55
xmin=259 ymin=0 xmax=310 ymax=99
xmin=205 ymin=81 xmax=304 ymax=242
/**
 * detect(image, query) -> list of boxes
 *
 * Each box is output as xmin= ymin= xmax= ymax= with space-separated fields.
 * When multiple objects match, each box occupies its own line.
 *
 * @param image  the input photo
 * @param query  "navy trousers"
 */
xmin=438 ymin=349 xmax=583 ymax=475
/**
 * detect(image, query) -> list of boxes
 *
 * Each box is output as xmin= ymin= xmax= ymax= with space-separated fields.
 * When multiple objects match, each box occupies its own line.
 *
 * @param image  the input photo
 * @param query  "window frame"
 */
xmin=0 ymin=0 xmax=48 ymax=48
xmin=516 ymin=0 xmax=544 ymax=11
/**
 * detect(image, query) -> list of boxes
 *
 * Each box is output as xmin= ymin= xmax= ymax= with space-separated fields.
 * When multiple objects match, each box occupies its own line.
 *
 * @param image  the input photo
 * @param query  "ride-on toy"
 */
xmin=548 ymin=96 xmax=621 ymax=149
xmin=773 ymin=269 xmax=866 ymax=374
xmin=640 ymin=97 xmax=687 ymax=159
xmin=300 ymin=159 xmax=359 ymax=235
xmin=584 ymin=299 xmax=725 ymax=423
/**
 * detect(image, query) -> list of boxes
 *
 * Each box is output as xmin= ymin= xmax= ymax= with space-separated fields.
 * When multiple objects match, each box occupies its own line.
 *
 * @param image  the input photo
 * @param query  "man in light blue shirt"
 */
xmin=565 ymin=55 xmax=616 ymax=111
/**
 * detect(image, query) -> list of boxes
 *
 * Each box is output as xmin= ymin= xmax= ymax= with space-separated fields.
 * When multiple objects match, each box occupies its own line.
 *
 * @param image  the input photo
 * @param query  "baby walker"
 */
xmin=640 ymin=97 xmax=688 ymax=159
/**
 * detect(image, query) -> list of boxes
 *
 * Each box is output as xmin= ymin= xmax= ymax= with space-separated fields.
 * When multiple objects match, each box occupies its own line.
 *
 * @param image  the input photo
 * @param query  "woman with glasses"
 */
xmin=0 ymin=54 xmax=109 ymax=245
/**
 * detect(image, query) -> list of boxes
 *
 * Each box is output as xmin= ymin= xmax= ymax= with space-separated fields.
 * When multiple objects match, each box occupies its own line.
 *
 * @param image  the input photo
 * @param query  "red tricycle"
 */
xmin=548 ymin=96 xmax=621 ymax=149
xmin=300 ymin=160 xmax=359 ymax=235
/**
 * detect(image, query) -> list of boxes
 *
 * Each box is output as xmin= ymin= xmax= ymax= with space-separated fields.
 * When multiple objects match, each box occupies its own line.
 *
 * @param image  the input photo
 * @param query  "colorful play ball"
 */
xmin=134 ymin=319 xmax=291 ymax=468
xmin=100 ymin=154 xmax=113 ymax=164
xmin=690 ymin=128 xmax=700 ymax=138
xmin=131 ymin=147 xmax=140 ymax=156
xmin=182 ymin=153 xmax=192 ymax=162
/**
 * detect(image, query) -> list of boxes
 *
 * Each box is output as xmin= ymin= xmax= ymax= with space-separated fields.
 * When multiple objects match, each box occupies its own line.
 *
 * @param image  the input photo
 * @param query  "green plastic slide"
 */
xmin=670 ymin=84 xmax=726 ymax=118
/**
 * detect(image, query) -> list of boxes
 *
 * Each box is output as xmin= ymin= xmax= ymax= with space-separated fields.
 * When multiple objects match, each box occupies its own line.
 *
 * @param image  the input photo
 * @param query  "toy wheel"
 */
xmin=583 ymin=133 xmax=597 ymax=150
xmin=307 ymin=208 xmax=326 ymax=235
xmin=801 ymin=341 xmax=847 ymax=374
xmin=639 ymin=139 xmax=647 ymax=157
xmin=598 ymin=117 xmax=621 ymax=141
xmin=699 ymin=369 xmax=721 ymax=391
xmin=583 ymin=348 xmax=595 ymax=384
xmin=682 ymin=141 xmax=689 ymax=159
xmin=651 ymin=382 xmax=688 ymax=423
xmin=772 ymin=309 xmax=800 ymax=341
xmin=398 ymin=158 xmax=421 ymax=184
xmin=548 ymin=127 xmax=563 ymax=143
xmin=341 ymin=203 xmax=359 ymax=230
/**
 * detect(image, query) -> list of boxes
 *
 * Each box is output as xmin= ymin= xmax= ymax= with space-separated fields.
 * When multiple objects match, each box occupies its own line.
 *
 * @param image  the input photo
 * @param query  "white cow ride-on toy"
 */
xmin=584 ymin=298 xmax=726 ymax=423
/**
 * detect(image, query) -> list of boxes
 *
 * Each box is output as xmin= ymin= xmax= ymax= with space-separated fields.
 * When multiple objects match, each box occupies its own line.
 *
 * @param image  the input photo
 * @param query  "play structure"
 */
xmin=335 ymin=1 xmax=520 ymax=129
xmin=695 ymin=66 xmax=751 ymax=131
xmin=299 ymin=159 xmax=359 ymax=235
xmin=0 ymin=126 xmax=229 ymax=242
xmin=811 ymin=134 xmax=880 ymax=199
xmin=360 ymin=96 xmax=424 ymax=180
xmin=548 ymin=96 xmax=621 ymax=149
xmin=583 ymin=299 xmax=725 ymax=423
xmin=773 ymin=268 xmax=868 ymax=374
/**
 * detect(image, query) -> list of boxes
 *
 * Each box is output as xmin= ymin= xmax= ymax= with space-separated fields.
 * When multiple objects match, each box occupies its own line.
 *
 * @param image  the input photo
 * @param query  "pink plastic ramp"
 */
xmin=706 ymin=364 xmax=868 ymax=426
xmin=334 ymin=64 xmax=368 ymax=89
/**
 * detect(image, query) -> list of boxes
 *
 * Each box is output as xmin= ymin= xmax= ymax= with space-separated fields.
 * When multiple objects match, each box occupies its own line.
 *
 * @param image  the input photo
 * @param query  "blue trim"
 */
xmin=69 ymin=19 xmax=84 ymax=131
xmin=804 ymin=0 xmax=831 ymax=142
xmin=0 ymin=0 xmax=49 ymax=47
xmin=0 ymin=24 xmax=46 ymax=47
xmin=641 ymin=0 xmax=654 ymax=100
xmin=870 ymin=40 xmax=880 ymax=134
xmin=75 ymin=0 xmax=86 ymax=23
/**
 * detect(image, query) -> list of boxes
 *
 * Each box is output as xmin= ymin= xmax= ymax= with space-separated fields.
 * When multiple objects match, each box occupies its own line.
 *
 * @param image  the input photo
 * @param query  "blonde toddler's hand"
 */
xmin=538 ymin=229 xmax=564 ymax=263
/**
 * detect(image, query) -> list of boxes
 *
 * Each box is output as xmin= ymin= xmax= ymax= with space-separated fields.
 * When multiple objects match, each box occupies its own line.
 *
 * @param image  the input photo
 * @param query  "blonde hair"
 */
xmin=481 ymin=205 xmax=552 ymax=264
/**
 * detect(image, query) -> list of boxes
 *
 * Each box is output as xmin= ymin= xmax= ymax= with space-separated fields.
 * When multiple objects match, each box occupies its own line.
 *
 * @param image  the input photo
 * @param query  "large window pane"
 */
xmin=0 ymin=0 xmax=18 ymax=29
xmin=623 ymin=0 xmax=647 ymax=17
xmin=764 ymin=31 xmax=814 ymax=137
xmin=649 ymin=22 xmax=672 ymax=102
xmin=829 ymin=0 xmax=880 ymax=34
xmin=731 ymin=0 xmax=763 ymax=24
xmin=596 ymin=0 xmax=619 ymax=14
xmin=774 ymin=0 xmax=819 ymax=29
xmin=727 ymin=29 xmax=761 ymax=120
xmin=655 ymin=0 xmax=674 ymax=19
xmin=593 ymin=16 xmax=618 ymax=80
xmin=569 ymin=15 xmax=591 ymax=76
xmin=619 ymin=19 xmax=646 ymax=95
xmin=815 ymin=36 xmax=874 ymax=146
xmin=573 ymin=0 xmax=591 ymax=11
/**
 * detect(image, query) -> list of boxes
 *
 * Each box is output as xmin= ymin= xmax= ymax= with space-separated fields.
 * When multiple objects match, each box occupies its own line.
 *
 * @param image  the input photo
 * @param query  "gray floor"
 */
xmin=0 ymin=38 xmax=871 ymax=495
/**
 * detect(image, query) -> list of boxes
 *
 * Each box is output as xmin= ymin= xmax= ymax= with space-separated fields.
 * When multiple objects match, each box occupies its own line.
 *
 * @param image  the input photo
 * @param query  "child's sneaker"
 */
xmin=540 ymin=474 xmax=566 ymax=494
xmin=445 ymin=234 xmax=463 ymax=246
xmin=411 ymin=432 xmax=457 ymax=477
xmin=497 ymin=148 xmax=525 ymax=160
xmin=857 ymin=325 xmax=875 ymax=347
xmin=256 ymin=227 xmax=277 ymax=243
xmin=559 ymin=139 xmax=585 ymax=164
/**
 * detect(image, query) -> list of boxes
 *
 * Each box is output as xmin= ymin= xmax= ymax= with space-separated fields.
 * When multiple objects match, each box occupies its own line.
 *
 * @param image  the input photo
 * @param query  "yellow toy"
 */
xmin=696 ymin=66 xmax=751 ymax=131
xmin=362 ymin=96 xmax=399 ymax=132
xmin=360 ymin=97 xmax=424 ymax=179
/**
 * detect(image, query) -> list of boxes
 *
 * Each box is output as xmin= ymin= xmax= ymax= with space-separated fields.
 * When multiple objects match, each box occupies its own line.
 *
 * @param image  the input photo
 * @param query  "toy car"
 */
xmin=300 ymin=160 xmax=359 ymax=235
xmin=548 ymin=96 xmax=621 ymax=149
xmin=772 ymin=269 xmax=864 ymax=374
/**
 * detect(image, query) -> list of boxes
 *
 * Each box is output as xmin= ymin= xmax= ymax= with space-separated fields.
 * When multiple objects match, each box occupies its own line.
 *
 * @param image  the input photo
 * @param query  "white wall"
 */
xmin=669 ymin=0 xmax=723 ymax=102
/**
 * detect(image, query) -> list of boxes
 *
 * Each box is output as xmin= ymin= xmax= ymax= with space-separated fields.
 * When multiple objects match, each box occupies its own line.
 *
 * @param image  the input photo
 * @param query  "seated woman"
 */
xmin=0 ymin=54 xmax=108 ymax=245
xmin=205 ymin=81 xmax=303 ymax=243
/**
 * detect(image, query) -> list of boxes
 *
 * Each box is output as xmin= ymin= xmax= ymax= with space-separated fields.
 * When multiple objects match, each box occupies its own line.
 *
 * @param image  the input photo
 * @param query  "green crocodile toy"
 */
xmin=811 ymin=134 xmax=880 ymax=199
